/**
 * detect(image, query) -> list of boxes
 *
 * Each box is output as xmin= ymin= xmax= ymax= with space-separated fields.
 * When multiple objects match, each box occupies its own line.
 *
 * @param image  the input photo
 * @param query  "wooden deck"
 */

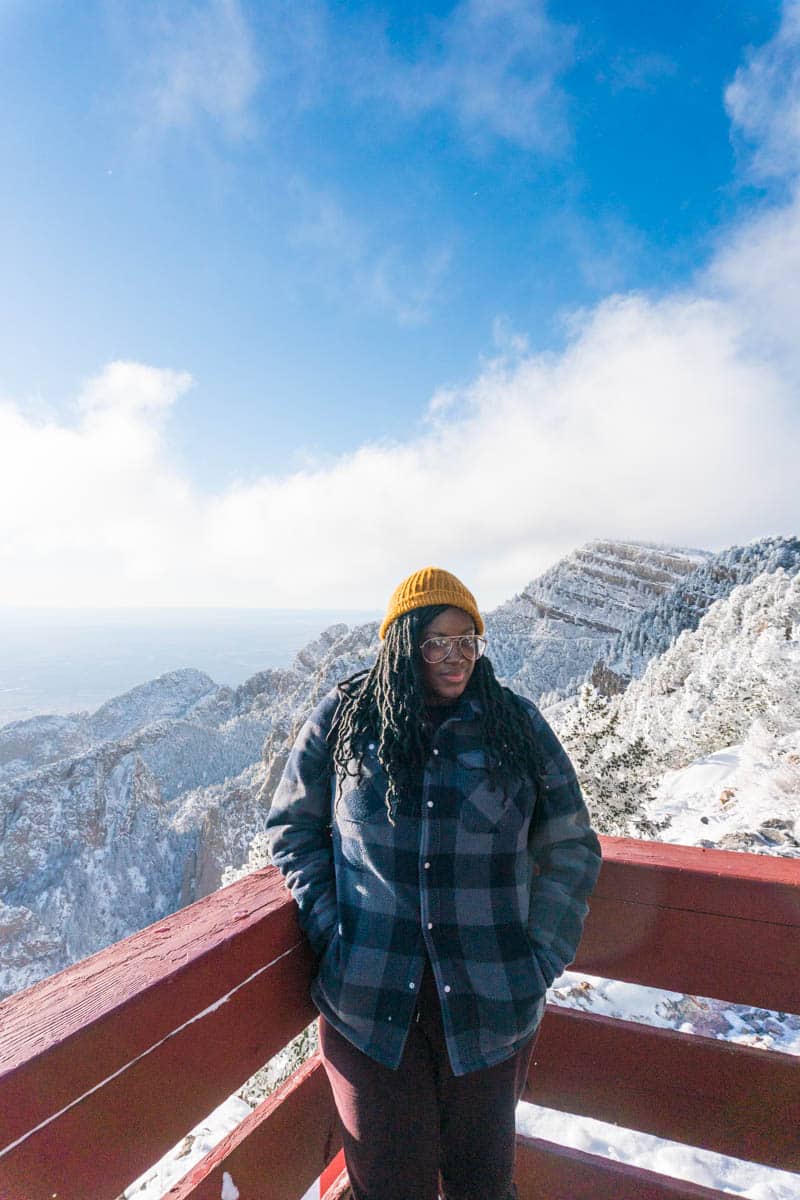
xmin=1 ymin=837 xmax=798 ymax=1199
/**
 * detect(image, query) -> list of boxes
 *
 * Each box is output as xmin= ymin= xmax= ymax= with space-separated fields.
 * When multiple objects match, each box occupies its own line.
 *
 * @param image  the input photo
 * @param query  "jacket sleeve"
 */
xmin=265 ymin=690 xmax=341 ymax=955
xmin=522 ymin=699 xmax=602 ymax=988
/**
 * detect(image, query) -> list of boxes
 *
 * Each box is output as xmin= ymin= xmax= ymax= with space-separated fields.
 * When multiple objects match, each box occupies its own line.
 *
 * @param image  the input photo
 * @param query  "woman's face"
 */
xmin=419 ymin=606 xmax=476 ymax=705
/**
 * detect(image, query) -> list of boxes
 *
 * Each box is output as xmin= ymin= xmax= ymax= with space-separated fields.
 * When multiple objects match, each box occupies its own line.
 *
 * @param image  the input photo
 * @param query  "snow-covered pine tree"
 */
xmin=556 ymin=685 xmax=665 ymax=837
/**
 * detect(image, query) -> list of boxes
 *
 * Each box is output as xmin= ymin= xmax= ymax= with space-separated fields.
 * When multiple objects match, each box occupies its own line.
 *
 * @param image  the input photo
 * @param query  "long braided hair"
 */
xmin=329 ymin=604 xmax=547 ymax=823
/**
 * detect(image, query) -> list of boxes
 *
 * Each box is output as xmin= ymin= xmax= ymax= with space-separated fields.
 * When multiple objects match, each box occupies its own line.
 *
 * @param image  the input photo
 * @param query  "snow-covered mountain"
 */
xmin=556 ymin=567 xmax=800 ymax=848
xmin=599 ymin=534 xmax=800 ymax=687
xmin=617 ymin=566 xmax=800 ymax=760
xmin=2 ymin=536 xmax=798 ymax=1001
xmin=0 ymin=626 xmax=378 ymax=997
xmin=485 ymin=539 xmax=710 ymax=702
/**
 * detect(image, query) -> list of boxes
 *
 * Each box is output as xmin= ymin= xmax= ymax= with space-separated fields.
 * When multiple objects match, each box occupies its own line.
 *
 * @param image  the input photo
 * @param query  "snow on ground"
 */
xmin=122 ymin=1094 xmax=253 ymax=1197
xmin=122 ymin=1092 xmax=319 ymax=1198
xmin=513 ymin=969 xmax=800 ymax=1199
xmin=515 ymin=1103 xmax=800 ymax=1199
xmin=644 ymin=727 xmax=800 ymax=855
xmin=549 ymin=971 xmax=800 ymax=1057
xmin=122 ymin=1086 xmax=800 ymax=1200
xmin=508 ymin=731 xmax=797 ymax=1198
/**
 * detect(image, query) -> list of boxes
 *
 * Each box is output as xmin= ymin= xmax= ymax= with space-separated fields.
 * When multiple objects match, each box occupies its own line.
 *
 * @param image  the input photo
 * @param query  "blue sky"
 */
xmin=1 ymin=0 xmax=799 ymax=608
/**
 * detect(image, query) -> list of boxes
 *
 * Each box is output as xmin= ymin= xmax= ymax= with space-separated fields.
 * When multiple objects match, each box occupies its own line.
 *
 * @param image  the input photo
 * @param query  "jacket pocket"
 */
xmin=334 ymin=748 xmax=387 ymax=824
xmin=337 ymin=780 xmax=386 ymax=823
xmin=458 ymin=749 xmax=523 ymax=835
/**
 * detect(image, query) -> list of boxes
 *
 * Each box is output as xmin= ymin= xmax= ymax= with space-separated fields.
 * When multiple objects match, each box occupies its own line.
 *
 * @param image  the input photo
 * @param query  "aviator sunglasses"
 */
xmin=419 ymin=634 xmax=487 ymax=664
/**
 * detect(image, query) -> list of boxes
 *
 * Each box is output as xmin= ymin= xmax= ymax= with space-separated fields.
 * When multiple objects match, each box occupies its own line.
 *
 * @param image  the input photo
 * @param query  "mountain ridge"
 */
xmin=2 ymin=534 xmax=797 ymax=1000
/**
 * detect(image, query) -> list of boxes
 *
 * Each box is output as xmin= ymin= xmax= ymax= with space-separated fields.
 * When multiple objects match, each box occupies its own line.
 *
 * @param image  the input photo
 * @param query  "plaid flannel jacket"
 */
xmin=266 ymin=684 xmax=602 ymax=1076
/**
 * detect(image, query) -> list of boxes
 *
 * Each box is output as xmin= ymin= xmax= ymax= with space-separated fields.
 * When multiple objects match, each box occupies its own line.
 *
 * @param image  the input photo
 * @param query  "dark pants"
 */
xmin=319 ymin=963 xmax=536 ymax=1200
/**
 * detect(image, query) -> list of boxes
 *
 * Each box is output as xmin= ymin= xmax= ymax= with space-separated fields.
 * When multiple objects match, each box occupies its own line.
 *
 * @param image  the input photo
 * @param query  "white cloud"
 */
xmin=0 ymin=364 xmax=197 ymax=599
xmin=343 ymin=0 xmax=575 ymax=152
xmin=708 ymin=183 xmax=800 ymax=376
xmin=124 ymin=0 xmax=572 ymax=152
xmin=77 ymin=360 xmax=192 ymax=416
xmin=725 ymin=0 xmax=800 ymax=180
xmin=1 ymin=199 xmax=799 ymax=611
xmin=3 ymin=9 xmax=800 ymax=611
xmin=136 ymin=0 xmax=262 ymax=137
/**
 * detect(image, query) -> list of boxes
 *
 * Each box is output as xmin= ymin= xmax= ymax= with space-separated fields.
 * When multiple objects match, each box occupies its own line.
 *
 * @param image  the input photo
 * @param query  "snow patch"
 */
xmin=516 ymin=1104 xmax=800 ymax=1199
xmin=221 ymin=1171 xmax=239 ymax=1200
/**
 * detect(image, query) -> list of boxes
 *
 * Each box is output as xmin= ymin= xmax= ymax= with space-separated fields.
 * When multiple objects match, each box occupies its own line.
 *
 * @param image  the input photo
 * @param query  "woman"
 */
xmin=266 ymin=567 xmax=601 ymax=1200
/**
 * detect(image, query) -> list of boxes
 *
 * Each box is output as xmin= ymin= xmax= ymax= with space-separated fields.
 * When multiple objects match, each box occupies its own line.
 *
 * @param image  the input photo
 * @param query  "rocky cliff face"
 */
xmin=485 ymin=540 xmax=710 ymax=703
xmin=0 ymin=728 xmax=177 ymax=995
xmin=0 ymin=666 xmax=265 ymax=993
xmin=552 ymin=567 xmax=800 ymax=852
xmin=600 ymin=535 xmax=800 ymax=686
xmin=0 ymin=669 xmax=218 ymax=783
xmin=0 ymin=626 xmax=379 ymax=997
xmin=169 ymin=620 xmax=379 ymax=909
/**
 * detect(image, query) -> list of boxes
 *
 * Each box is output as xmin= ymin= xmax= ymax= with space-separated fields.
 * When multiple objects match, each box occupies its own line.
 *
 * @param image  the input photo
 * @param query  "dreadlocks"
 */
xmin=330 ymin=605 xmax=547 ymax=823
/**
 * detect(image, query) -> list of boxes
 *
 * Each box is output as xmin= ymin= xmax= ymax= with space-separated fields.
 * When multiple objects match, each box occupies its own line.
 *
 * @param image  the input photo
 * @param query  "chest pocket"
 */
xmin=457 ymin=749 xmax=524 ymax=835
xmin=335 ymin=746 xmax=387 ymax=824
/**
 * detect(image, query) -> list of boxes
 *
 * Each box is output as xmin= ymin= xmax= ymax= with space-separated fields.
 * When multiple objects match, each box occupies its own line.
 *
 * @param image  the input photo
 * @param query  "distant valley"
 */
xmin=0 ymin=607 xmax=379 ymax=727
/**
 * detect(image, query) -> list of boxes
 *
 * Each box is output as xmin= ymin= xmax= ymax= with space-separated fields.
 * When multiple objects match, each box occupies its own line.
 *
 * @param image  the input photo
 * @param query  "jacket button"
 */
xmin=432 ymin=748 xmax=439 ymax=755
xmin=409 ymin=981 xmax=416 ymax=990
xmin=427 ymin=922 xmax=433 ymax=930
xmin=424 ymin=861 xmax=431 ymax=869
xmin=444 ymin=985 xmax=452 ymax=994
xmin=427 ymin=800 xmax=434 ymax=808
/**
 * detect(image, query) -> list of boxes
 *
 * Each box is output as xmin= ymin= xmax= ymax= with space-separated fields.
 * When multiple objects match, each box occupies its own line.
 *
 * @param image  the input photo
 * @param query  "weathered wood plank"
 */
xmin=515 ymin=1135 xmax=734 ymax=1200
xmin=0 ymin=868 xmax=298 ymax=1149
xmin=0 ymin=947 xmax=316 ymax=1200
xmin=3 ymin=867 xmax=357 ymax=1196
xmin=592 ymin=837 xmax=800 ymax=924
xmin=526 ymin=1006 xmax=800 ymax=1172
xmin=575 ymin=837 xmax=800 ymax=1011
xmin=165 ymin=1055 xmax=341 ymax=1200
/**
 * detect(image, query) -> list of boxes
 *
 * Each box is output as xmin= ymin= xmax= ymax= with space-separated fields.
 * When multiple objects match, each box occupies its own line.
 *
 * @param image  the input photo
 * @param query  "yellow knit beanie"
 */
xmin=379 ymin=567 xmax=484 ymax=640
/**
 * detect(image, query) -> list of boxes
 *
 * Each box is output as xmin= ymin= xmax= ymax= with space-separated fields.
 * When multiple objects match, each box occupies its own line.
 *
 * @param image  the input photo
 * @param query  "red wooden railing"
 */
xmin=1 ymin=838 xmax=798 ymax=1200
